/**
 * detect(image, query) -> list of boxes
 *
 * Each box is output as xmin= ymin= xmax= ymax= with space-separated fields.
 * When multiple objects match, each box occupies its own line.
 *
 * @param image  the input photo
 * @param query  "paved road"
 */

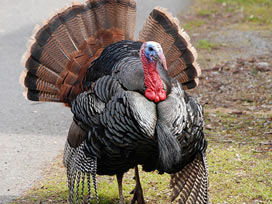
xmin=0 ymin=0 xmax=190 ymax=203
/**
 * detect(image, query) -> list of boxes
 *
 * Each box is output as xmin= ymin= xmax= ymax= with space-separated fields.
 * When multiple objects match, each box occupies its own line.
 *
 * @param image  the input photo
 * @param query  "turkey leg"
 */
xmin=116 ymin=173 xmax=125 ymax=204
xmin=130 ymin=166 xmax=145 ymax=204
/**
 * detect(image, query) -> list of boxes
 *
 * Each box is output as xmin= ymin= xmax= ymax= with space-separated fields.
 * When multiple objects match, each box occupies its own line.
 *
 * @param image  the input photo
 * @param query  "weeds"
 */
xmin=197 ymin=39 xmax=219 ymax=51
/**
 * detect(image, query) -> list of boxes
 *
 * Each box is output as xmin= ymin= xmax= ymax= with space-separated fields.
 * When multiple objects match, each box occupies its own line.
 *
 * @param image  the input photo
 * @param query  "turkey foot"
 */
xmin=130 ymin=166 xmax=145 ymax=204
xmin=116 ymin=173 xmax=125 ymax=204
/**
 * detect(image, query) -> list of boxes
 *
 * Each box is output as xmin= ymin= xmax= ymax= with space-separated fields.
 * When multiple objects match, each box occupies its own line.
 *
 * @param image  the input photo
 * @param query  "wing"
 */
xmin=172 ymin=90 xmax=208 ymax=203
xmin=69 ymin=74 xmax=158 ymax=174
xmin=156 ymin=80 xmax=208 ymax=203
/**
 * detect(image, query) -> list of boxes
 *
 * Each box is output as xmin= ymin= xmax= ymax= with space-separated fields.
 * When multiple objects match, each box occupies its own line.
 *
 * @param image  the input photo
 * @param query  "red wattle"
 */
xmin=145 ymin=89 xmax=167 ymax=103
xmin=145 ymin=89 xmax=156 ymax=101
xmin=158 ymin=90 xmax=166 ymax=101
xmin=140 ymin=45 xmax=167 ymax=103
xmin=154 ymin=95 xmax=160 ymax=103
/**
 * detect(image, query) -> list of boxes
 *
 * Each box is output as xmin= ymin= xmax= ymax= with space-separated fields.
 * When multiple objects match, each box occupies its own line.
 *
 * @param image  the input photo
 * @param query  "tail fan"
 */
xmin=21 ymin=0 xmax=136 ymax=105
xmin=170 ymin=152 xmax=209 ymax=204
xmin=138 ymin=7 xmax=201 ymax=90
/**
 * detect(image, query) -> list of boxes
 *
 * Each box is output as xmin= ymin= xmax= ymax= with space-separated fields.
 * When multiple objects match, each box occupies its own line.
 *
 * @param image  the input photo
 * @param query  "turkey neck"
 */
xmin=141 ymin=55 xmax=172 ymax=103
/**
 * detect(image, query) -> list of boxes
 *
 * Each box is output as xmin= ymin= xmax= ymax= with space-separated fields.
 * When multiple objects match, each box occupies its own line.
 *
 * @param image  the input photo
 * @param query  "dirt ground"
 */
xmin=179 ymin=2 xmax=272 ymax=114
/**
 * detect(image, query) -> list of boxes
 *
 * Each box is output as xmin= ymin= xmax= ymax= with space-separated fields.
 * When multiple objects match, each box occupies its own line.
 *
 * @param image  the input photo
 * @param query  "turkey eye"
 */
xmin=148 ymin=47 xmax=154 ymax=51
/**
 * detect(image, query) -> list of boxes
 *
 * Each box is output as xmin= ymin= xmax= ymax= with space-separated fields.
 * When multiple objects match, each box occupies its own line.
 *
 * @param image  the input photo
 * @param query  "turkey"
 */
xmin=20 ymin=0 xmax=208 ymax=203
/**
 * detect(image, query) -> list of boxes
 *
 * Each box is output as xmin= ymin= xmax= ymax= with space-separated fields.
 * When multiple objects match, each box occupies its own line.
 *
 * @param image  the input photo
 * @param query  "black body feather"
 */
xmin=69 ymin=40 xmax=206 ymax=175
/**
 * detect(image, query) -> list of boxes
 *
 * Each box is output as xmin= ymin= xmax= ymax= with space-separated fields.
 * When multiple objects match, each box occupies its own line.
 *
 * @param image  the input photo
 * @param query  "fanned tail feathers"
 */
xmin=170 ymin=152 xmax=209 ymax=204
xmin=138 ymin=7 xmax=201 ymax=89
xmin=21 ymin=0 xmax=136 ymax=105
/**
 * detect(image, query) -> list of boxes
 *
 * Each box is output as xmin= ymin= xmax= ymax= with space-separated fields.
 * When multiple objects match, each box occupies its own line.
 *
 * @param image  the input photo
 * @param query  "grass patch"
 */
xmin=12 ymin=156 xmax=170 ymax=204
xmin=183 ymin=19 xmax=206 ymax=31
xmin=208 ymin=144 xmax=272 ymax=203
xmin=185 ymin=0 xmax=272 ymax=30
xmin=197 ymin=39 xmax=219 ymax=51
xmin=205 ymin=109 xmax=272 ymax=144
xmin=197 ymin=9 xmax=217 ymax=17
xmin=205 ymin=109 xmax=272 ymax=203
xmin=217 ymin=0 xmax=272 ymax=24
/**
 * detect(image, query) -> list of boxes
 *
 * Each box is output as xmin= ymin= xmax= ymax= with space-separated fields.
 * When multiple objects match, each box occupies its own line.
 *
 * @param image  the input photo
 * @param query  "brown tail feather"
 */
xmin=21 ymin=0 xmax=136 ymax=105
xmin=23 ymin=55 xmax=62 ymax=84
xmin=138 ymin=7 xmax=201 ymax=90
xmin=27 ymin=90 xmax=60 ymax=102
xmin=24 ymin=72 xmax=59 ymax=94
xmin=170 ymin=152 xmax=209 ymax=203
xmin=59 ymin=3 xmax=88 ymax=49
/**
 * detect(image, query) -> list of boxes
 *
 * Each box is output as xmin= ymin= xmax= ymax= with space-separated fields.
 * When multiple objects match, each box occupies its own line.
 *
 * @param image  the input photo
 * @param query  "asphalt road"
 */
xmin=0 ymin=0 xmax=190 ymax=203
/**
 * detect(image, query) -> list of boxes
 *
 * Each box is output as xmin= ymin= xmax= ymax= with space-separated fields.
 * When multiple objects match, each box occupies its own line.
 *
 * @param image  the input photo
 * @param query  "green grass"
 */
xmin=205 ymin=110 xmax=272 ymax=144
xmin=12 ymin=157 xmax=170 ymax=204
xmin=205 ymin=110 xmax=272 ymax=203
xmin=208 ymin=144 xmax=272 ymax=203
xmin=186 ymin=0 xmax=272 ymax=30
xmin=216 ymin=0 xmax=272 ymax=24
xmin=183 ymin=19 xmax=206 ymax=30
xmin=197 ymin=9 xmax=217 ymax=17
xmin=196 ymin=39 xmax=219 ymax=51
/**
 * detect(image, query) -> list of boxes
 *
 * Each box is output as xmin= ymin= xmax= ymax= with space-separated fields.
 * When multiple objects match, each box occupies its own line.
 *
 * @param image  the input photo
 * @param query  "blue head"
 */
xmin=143 ymin=41 xmax=163 ymax=62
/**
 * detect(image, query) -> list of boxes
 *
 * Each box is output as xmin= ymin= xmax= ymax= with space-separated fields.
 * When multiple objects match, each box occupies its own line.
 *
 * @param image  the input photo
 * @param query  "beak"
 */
xmin=157 ymin=52 xmax=168 ymax=71
xmin=150 ymin=52 xmax=168 ymax=71
xmin=152 ymin=54 xmax=161 ymax=62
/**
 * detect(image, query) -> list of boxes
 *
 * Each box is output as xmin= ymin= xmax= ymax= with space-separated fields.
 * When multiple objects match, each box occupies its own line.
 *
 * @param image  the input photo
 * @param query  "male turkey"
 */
xmin=21 ymin=0 xmax=208 ymax=203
